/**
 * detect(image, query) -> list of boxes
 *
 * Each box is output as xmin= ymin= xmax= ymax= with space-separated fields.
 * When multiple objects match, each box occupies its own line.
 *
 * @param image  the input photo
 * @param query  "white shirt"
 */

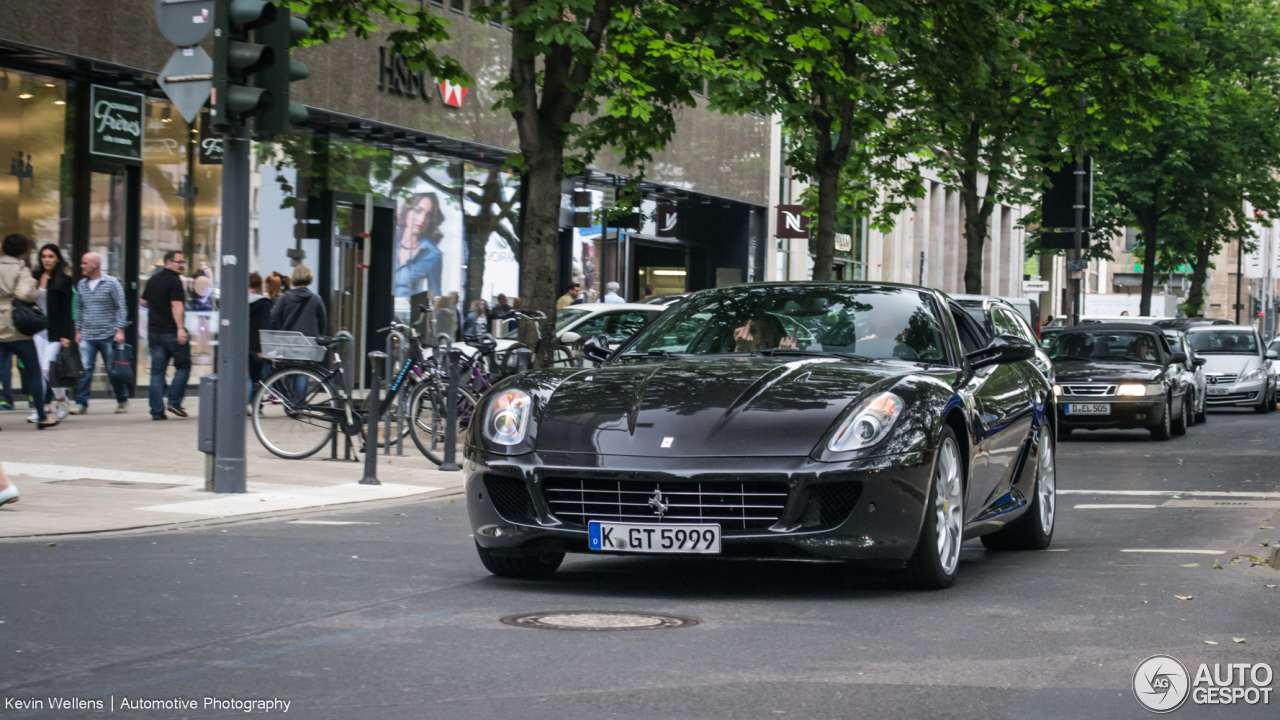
xmin=87 ymin=277 xmax=102 ymax=292
xmin=603 ymin=292 xmax=624 ymax=304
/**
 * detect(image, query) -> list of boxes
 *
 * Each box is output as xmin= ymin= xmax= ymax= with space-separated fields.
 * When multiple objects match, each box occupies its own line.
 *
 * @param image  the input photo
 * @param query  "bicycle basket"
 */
xmin=260 ymin=330 xmax=328 ymax=362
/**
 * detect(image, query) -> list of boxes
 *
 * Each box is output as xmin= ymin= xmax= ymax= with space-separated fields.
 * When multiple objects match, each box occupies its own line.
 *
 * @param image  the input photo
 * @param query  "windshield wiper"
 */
xmin=757 ymin=348 xmax=873 ymax=361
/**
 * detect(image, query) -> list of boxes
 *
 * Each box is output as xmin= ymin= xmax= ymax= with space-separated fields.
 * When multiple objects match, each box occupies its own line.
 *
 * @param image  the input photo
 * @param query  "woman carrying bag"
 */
xmin=0 ymin=234 xmax=56 ymax=429
xmin=33 ymin=244 xmax=74 ymax=421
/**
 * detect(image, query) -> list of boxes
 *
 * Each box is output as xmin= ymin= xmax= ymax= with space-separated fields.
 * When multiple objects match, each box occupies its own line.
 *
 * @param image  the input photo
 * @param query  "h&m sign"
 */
xmin=378 ymin=47 xmax=468 ymax=108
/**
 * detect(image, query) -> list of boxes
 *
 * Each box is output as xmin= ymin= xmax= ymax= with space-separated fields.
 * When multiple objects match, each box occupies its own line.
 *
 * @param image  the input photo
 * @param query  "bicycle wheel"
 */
xmin=252 ymin=366 xmax=339 ymax=459
xmin=406 ymin=380 xmax=478 ymax=464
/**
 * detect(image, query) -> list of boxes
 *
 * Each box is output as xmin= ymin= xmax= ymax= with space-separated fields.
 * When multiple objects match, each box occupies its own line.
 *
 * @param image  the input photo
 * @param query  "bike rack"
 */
xmin=325 ymin=330 xmax=359 ymax=463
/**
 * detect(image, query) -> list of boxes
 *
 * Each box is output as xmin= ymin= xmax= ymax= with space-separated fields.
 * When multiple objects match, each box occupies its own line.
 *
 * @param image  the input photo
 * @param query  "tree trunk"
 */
xmin=516 ymin=150 xmax=564 ymax=366
xmin=1184 ymin=239 xmax=1213 ymax=317
xmin=1137 ymin=213 xmax=1159 ymax=316
xmin=958 ymin=122 xmax=998 ymax=294
xmin=812 ymin=161 xmax=839 ymax=282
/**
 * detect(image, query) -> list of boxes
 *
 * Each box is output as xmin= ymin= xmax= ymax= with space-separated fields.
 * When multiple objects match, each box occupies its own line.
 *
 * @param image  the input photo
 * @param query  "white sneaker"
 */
xmin=56 ymin=400 xmax=69 ymax=420
xmin=0 ymin=484 xmax=18 ymax=508
xmin=26 ymin=410 xmax=38 ymax=423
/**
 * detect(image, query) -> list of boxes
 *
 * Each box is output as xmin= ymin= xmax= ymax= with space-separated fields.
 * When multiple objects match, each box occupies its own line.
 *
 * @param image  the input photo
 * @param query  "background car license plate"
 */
xmin=588 ymin=521 xmax=721 ymax=554
xmin=1067 ymin=404 xmax=1110 ymax=415
xmin=1208 ymin=387 xmax=1229 ymax=395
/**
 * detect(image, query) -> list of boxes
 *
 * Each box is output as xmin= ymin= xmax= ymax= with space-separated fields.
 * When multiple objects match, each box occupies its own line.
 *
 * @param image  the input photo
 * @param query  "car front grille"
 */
xmin=1206 ymin=392 xmax=1257 ymax=404
xmin=485 ymin=475 xmax=536 ymax=523
xmin=1207 ymin=374 xmax=1240 ymax=385
xmin=1061 ymin=384 xmax=1116 ymax=396
xmin=801 ymin=481 xmax=863 ymax=528
xmin=542 ymin=477 xmax=790 ymax=531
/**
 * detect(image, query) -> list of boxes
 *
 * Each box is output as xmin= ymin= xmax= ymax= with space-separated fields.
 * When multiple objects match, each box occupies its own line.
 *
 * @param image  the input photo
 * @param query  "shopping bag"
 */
xmin=108 ymin=343 xmax=135 ymax=387
xmin=50 ymin=343 xmax=85 ymax=388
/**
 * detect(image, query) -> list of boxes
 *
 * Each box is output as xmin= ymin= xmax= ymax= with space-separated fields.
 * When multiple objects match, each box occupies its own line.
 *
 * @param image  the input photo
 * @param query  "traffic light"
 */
xmin=257 ymin=11 xmax=311 ymax=136
xmin=212 ymin=0 xmax=278 ymax=130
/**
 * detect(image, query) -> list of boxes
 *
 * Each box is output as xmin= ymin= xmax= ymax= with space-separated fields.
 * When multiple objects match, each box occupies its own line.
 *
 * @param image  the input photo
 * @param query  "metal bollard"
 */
xmin=514 ymin=347 xmax=533 ymax=374
xmin=198 ymin=374 xmax=218 ymax=492
xmin=439 ymin=345 xmax=462 ymax=471
xmin=361 ymin=351 xmax=387 ymax=485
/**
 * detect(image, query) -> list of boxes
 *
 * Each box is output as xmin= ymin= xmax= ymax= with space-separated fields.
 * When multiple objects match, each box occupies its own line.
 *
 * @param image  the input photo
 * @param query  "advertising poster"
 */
xmin=392 ymin=161 xmax=464 ymax=316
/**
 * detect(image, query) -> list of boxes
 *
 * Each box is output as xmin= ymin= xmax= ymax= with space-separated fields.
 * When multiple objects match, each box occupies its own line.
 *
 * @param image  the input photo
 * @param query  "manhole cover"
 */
xmin=500 ymin=611 xmax=698 ymax=631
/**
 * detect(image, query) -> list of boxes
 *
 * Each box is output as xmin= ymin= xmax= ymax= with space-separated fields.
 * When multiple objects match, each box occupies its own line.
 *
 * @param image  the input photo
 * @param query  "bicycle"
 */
xmin=508 ymin=311 xmax=576 ymax=368
xmin=252 ymin=331 xmax=366 ymax=460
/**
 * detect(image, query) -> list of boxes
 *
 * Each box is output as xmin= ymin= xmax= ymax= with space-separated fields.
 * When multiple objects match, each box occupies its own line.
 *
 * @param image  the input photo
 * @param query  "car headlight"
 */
xmin=483 ymin=389 xmax=532 ymax=446
xmin=1117 ymin=383 xmax=1147 ymax=396
xmin=1053 ymin=384 xmax=1062 ymax=397
xmin=828 ymin=392 xmax=904 ymax=453
xmin=1243 ymin=368 xmax=1266 ymax=381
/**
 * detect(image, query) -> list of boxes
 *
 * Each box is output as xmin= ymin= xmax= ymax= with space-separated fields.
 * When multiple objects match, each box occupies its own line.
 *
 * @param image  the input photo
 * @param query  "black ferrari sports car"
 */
xmin=464 ymin=283 xmax=1057 ymax=588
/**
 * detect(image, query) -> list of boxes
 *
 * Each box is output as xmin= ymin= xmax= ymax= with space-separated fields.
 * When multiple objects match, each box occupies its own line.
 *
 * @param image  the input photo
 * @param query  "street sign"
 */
xmin=1022 ymin=279 xmax=1050 ymax=293
xmin=776 ymin=205 xmax=810 ymax=238
xmin=157 ymin=46 xmax=214 ymax=123
xmin=1040 ymin=231 xmax=1091 ymax=250
xmin=601 ymin=187 xmax=617 ymax=210
xmin=154 ymin=0 xmax=217 ymax=47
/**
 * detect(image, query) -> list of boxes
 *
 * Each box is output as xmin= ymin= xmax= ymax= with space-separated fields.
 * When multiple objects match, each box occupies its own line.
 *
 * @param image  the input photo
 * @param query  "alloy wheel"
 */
xmin=1037 ymin=430 xmax=1056 ymax=535
xmin=934 ymin=437 xmax=964 ymax=575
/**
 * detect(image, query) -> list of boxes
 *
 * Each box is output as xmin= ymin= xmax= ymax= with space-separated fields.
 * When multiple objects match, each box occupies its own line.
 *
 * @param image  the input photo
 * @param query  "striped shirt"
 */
xmin=75 ymin=274 xmax=127 ymax=341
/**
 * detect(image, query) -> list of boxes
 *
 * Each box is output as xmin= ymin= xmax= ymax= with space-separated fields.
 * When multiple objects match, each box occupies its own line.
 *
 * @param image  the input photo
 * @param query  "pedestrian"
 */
xmin=464 ymin=299 xmax=489 ymax=336
xmin=140 ymin=250 xmax=191 ymax=420
xmin=0 ymin=348 xmax=14 ymax=410
xmin=0 ymin=461 xmax=17 ymax=507
xmin=0 ymin=234 xmax=57 ymax=428
xmin=248 ymin=272 xmax=275 ymax=401
xmin=271 ymin=265 xmax=327 ymax=338
xmin=602 ymin=281 xmax=624 ymax=303
xmin=32 ymin=244 xmax=73 ymax=421
xmin=449 ymin=291 xmax=464 ymax=340
xmin=642 ymin=284 xmax=655 ymax=301
xmin=556 ymin=282 xmax=582 ymax=310
xmin=71 ymin=251 xmax=130 ymax=415
xmin=265 ymin=273 xmax=283 ymax=301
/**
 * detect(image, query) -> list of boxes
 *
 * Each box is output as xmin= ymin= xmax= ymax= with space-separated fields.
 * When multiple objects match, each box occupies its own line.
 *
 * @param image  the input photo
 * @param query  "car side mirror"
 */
xmin=559 ymin=331 xmax=581 ymax=345
xmin=966 ymin=334 xmax=1035 ymax=370
xmin=1267 ymin=350 xmax=1279 ymax=360
xmin=1193 ymin=357 xmax=1207 ymax=367
xmin=1170 ymin=351 xmax=1187 ymax=366
xmin=579 ymin=333 xmax=612 ymax=364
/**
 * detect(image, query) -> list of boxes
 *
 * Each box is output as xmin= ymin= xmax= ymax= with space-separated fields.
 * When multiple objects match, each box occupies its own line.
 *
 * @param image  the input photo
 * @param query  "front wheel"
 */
xmin=1195 ymin=390 xmax=1208 ymax=424
xmin=406 ymin=380 xmax=478 ymax=465
xmin=1172 ymin=394 xmax=1189 ymax=436
xmin=252 ymin=367 xmax=339 ymax=459
xmin=1256 ymin=388 xmax=1271 ymax=414
xmin=904 ymin=428 xmax=964 ymax=589
xmin=982 ymin=427 xmax=1055 ymax=551
xmin=1151 ymin=398 xmax=1172 ymax=441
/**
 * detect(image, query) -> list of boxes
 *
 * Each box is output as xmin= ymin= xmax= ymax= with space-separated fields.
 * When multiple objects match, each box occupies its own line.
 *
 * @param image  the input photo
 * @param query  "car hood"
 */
xmin=1051 ymin=359 xmax=1163 ymax=383
xmin=1199 ymin=355 xmax=1260 ymax=376
xmin=534 ymin=357 xmax=912 ymax=457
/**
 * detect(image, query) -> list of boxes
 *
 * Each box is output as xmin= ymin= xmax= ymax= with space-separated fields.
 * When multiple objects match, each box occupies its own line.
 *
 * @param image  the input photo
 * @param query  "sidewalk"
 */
xmin=0 ymin=398 xmax=466 ymax=538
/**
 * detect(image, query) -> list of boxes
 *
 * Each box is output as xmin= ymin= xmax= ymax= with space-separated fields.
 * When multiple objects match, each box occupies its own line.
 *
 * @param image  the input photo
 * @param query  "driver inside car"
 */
xmin=856 ymin=313 xmax=912 ymax=358
xmin=733 ymin=314 xmax=798 ymax=352
xmin=1128 ymin=336 xmax=1157 ymax=362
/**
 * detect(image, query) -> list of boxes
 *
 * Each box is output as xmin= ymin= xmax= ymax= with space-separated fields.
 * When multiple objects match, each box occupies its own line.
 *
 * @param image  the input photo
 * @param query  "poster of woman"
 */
xmin=394 ymin=192 xmax=447 ymax=298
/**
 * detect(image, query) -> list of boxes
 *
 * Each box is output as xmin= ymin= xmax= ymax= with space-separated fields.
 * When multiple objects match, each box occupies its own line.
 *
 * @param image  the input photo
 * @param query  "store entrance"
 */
xmin=86 ymin=162 xmax=141 ymax=396
xmin=318 ymin=192 xmax=395 ymax=388
xmin=632 ymin=241 xmax=687 ymax=301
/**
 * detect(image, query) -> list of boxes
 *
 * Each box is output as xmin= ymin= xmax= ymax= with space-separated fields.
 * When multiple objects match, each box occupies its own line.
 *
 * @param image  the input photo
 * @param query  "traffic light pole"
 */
xmin=213 ymin=128 xmax=250 ymax=493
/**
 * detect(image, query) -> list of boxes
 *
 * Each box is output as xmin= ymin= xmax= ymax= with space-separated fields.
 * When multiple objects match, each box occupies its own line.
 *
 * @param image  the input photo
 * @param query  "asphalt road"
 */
xmin=3 ymin=410 xmax=1279 ymax=720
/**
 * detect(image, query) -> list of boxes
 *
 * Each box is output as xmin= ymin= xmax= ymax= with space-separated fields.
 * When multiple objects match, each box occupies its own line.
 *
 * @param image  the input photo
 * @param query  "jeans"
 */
xmin=0 ymin=340 xmax=46 ymax=422
xmin=247 ymin=355 xmax=269 ymax=403
xmin=77 ymin=339 xmax=131 ymax=408
xmin=148 ymin=333 xmax=191 ymax=418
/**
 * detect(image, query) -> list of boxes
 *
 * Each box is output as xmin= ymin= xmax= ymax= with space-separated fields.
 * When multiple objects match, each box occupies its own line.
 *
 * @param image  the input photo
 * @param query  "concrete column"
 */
xmin=985 ymin=207 xmax=1002 ymax=295
xmin=928 ymin=184 xmax=945 ymax=288
xmin=1003 ymin=206 xmax=1017 ymax=296
xmin=955 ymin=198 xmax=967 ymax=292
xmin=913 ymin=187 xmax=930 ymax=285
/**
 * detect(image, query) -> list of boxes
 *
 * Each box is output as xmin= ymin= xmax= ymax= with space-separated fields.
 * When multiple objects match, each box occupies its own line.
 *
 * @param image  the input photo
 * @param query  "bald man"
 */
xmin=71 ymin=252 xmax=130 ymax=414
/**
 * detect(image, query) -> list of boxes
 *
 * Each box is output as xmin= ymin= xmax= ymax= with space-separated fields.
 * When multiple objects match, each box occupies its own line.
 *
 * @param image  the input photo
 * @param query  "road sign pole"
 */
xmin=213 ymin=128 xmax=250 ymax=493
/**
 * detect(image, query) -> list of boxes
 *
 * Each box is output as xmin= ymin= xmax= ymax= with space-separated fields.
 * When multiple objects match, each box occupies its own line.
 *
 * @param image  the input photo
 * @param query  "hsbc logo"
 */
xmin=378 ymin=47 xmax=468 ymax=108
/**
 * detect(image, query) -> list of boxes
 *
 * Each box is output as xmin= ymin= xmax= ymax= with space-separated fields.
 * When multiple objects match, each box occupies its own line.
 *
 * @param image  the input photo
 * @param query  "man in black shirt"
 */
xmin=140 ymin=251 xmax=191 ymax=420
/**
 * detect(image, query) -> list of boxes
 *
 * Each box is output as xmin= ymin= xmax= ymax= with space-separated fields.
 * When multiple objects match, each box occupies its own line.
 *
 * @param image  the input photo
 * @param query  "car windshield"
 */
xmin=501 ymin=308 xmax=589 ymax=339
xmin=1189 ymin=329 xmax=1259 ymax=355
xmin=1048 ymin=331 xmax=1161 ymax=363
xmin=624 ymin=285 xmax=949 ymax=362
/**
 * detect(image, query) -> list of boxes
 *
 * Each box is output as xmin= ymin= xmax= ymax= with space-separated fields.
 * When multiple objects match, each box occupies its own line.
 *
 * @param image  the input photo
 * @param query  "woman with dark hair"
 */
xmin=0 ymin=234 xmax=56 ymax=428
xmin=394 ymin=192 xmax=445 ymax=297
xmin=32 ymin=244 xmax=74 ymax=420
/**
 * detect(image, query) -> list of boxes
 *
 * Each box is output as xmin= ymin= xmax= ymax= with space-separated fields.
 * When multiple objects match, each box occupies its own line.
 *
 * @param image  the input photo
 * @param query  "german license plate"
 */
xmin=1066 ymin=403 xmax=1110 ymax=415
xmin=1208 ymin=387 xmax=1229 ymax=395
xmin=588 ymin=521 xmax=721 ymax=554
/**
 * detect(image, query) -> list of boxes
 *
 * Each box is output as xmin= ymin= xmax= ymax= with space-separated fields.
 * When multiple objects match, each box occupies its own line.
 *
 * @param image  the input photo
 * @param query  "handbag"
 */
xmin=50 ymin=343 xmax=86 ymax=388
xmin=108 ymin=342 xmax=135 ymax=388
xmin=11 ymin=298 xmax=47 ymax=337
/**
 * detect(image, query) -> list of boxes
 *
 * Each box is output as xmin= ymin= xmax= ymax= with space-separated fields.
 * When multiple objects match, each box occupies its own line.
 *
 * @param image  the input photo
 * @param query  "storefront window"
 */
xmin=461 ymin=164 xmax=520 ymax=307
xmin=387 ymin=152 xmax=464 ymax=319
xmin=0 ymin=69 xmax=70 ymax=255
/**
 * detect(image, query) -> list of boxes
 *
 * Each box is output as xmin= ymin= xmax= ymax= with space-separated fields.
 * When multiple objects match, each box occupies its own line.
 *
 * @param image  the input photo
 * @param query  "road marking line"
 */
xmin=287 ymin=520 xmax=379 ymax=525
xmin=1061 ymin=490 xmax=1280 ymax=499
xmin=1073 ymin=504 xmax=1160 ymax=509
xmin=1120 ymin=549 xmax=1226 ymax=554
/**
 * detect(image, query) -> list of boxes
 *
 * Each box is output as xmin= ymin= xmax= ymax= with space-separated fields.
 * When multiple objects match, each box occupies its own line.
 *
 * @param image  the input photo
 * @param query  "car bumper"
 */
xmin=1056 ymin=397 xmax=1167 ymax=430
xmin=1204 ymin=380 xmax=1264 ymax=407
xmin=463 ymin=448 xmax=935 ymax=563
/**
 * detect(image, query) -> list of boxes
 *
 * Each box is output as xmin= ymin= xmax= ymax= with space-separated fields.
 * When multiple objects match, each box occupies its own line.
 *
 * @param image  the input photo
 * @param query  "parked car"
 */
xmin=1047 ymin=323 xmax=1196 ymax=440
xmin=1163 ymin=329 xmax=1208 ymax=424
xmin=641 ymin=293 xmax=690 ymax=307
xmin=485 ymin=303 xmax=666 ymax=364
xmin=466 ymin=282 xmax=1056 ymax=589
xmin=1186 ymin=325 xmax=1278 ymax=413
